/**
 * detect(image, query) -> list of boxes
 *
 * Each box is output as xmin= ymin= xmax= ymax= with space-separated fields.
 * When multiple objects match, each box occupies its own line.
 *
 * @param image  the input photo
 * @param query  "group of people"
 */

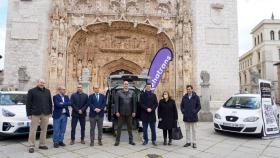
xmin=26 ymin=79 xmax=201 ymax=153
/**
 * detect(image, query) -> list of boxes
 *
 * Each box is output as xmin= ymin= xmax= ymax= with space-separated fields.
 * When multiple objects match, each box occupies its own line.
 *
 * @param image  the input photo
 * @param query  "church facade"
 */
xmin=4 ymin=0 xmax=239 ymax=107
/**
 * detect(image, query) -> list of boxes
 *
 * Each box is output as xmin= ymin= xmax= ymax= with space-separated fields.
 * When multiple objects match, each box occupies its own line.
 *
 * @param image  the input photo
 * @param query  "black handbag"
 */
xmin=172 ymin=123 xmax=183 ymax=140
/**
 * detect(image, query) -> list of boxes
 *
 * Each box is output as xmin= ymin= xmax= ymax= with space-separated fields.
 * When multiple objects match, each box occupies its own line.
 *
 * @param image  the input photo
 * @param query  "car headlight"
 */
xmin=214 ymin=113 xmax=221 ymax=119
xmin=2 ymin=109 xmax=15 ymax=117
xmin=243 ymin=116 xmax=259 ymax=122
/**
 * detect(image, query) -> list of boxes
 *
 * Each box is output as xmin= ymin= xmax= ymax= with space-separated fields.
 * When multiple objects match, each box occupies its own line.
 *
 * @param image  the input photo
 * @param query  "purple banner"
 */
xmin=148 ymin=48 xmax=173 ymax=90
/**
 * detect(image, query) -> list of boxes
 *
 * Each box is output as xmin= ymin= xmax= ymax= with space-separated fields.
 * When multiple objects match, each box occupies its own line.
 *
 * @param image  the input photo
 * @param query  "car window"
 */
xmin=223 ymin=96 xmax=260 ymax=109
xmin=0 ymin=94 xmax=27 ymax=105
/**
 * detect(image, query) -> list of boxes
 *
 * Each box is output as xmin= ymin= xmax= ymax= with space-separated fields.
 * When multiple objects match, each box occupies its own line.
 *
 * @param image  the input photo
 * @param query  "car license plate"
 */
xmin=223 ymin=122 xmax=244 ymax=127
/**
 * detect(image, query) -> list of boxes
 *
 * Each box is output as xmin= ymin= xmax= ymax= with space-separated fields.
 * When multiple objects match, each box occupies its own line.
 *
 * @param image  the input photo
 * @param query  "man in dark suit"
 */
xmin=180 ymin=85 xmax=201 ymax=148
xmin=88 ymin=85 xmax=106 ymax=146
xmin=52 ymin=86 xmax=71 ymax=148
xmin=139 ymin=83 xmax=158 ymax=146
xmin=70 ymin=85 xmax=88 ymax=145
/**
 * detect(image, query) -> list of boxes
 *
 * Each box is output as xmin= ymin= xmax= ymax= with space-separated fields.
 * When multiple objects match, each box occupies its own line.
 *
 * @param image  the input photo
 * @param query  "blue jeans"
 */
xmin=71 ymin=116 xmax=86 ymax=140
xmin=143 ymin=121 xmax=156 ymax=143
xmin=53 ymin=114 xmax=68 ymax=144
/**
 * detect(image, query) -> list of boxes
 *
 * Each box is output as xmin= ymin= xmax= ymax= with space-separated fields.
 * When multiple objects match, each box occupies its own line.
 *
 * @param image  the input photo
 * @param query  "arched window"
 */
xmin=257 ymin=35 xmax=260 ymax=44
xmin=254 ymin=37 xmax=257 ymax=46
xmin=270 ymin=30 xmax=275 ymax=40
xmin=278 ymin=30 xmax=280 ymax=40
xmin=261 ymin=33 xmax=263 ymax=42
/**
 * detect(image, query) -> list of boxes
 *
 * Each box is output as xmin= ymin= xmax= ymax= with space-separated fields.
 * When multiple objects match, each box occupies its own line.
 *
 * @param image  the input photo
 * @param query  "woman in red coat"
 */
xmin=158 ymin=91 xmax=178 ymax=145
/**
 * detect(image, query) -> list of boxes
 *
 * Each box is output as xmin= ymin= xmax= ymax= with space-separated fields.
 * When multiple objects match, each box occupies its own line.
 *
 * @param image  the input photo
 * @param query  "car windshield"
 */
xmin=0 ymin=93 xmax=27 ymax=105
xmin=223 ymin=96 xmax=260 ymax=109
xmin=108 ymin=75 xmax=148 ymax=90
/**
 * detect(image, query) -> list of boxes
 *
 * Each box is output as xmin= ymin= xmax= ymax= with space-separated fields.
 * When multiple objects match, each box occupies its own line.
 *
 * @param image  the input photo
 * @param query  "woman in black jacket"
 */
xmin=158 ymin=91 xmax=178 ymax=145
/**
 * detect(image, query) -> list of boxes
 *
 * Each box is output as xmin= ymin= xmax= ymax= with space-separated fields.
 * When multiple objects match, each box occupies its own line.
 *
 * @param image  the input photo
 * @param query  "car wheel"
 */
xmin=257 ymin=128 xmax=264 ymax=138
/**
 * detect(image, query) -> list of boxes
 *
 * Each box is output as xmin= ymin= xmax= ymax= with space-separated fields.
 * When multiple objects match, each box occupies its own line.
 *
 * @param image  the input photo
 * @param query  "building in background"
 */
xmin=3 ymin=0 xmax=239 ymax=108
xmin=239 ymin=16 xmax=280 ymax=103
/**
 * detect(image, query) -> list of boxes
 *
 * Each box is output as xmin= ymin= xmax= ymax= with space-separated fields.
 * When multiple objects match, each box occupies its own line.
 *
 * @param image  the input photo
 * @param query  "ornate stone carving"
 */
xmin=18 ymin=66 xmax=30 ymax=82
xmin=18 ymin=66 xmax=30 ymax=90
xmin=47 ymin=0 xmax=191 ymax=100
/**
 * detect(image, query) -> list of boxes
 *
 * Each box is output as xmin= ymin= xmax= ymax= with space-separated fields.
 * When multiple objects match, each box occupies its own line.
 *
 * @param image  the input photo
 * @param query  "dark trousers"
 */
xmin=71 ymin=116 xmax=86 ymax=140
xmin=143 ymin=121 xmax=156 ymax=143
xmin=163 ymin=129 xmax=172 ymax=140
xmin=115 ymin=115 xmax=133 ymax=142
xmin=90 ymin=115 xmax=104 ymax=142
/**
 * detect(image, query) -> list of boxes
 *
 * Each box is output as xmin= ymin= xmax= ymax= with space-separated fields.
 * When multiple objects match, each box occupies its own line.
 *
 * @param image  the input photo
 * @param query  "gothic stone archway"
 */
xmin=64 ymin=21 xmax=174 ymax=94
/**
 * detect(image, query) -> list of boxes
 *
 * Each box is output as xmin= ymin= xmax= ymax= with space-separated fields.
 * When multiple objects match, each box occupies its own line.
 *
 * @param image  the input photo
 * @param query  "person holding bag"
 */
xmin=158 ymin=91 xmax=178 ymax=145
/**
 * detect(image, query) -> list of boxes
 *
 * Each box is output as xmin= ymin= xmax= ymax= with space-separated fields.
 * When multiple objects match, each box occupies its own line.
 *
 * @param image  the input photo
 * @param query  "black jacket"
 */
xmin=70 ymin=92 xmax=88 ymax=117
xmin=158 ymin=99 xmax=178 ymax=129
xmin=139 ymin=91 xmax=158 ymax=122
xmin=115 ymin=90 xmax=136 ymax=116
xmin=180 ymin=92 xmax=201 ymax=122
xmin=26 ymin=87 xmax=53 ymax=116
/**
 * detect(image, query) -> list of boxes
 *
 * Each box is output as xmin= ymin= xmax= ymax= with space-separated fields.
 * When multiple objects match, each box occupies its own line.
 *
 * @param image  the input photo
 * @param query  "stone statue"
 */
xmin=77 ymin=59 xmax=83 ymax=79
xmin=87 ymin=60 xmax=93 ymax=80
xmin=199 ymin=70 xmax=213 ymax=122
xmin=81 ymin=67 xmax=90 ymax=83
xmin=200 ymin=70 xmax=210 ymax=85
xmin=57 ymin=53 xmax=64 ymax=77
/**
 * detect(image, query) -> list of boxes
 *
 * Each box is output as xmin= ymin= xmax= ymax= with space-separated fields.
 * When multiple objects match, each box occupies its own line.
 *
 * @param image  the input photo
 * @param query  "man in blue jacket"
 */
xmin=52 ymin=86 xmax=71 ymax=148
xmin=70 ymin=85 xmax=88 ymax=145
xmin=88 ymin=85 xmax=106 ymax=146
xmin=180 ymin=85 xmax=201 ymax=148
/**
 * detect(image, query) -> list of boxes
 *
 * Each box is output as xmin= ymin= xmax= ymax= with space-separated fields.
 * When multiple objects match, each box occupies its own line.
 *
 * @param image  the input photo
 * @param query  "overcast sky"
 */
xmin=1 ymin=0 xmax=280 ymax=70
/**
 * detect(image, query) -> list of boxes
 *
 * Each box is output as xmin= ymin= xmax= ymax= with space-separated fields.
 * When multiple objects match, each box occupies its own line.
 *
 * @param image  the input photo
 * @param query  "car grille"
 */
xmin=2 ymin=122 xmax=13 ymax=131
xmin=220 ymin=125 xmax=243 ymax=132
xmin=243 ymin=127 xmax=257 ymax=132
xmin=226 ymin=116 xmax=238 ymax=122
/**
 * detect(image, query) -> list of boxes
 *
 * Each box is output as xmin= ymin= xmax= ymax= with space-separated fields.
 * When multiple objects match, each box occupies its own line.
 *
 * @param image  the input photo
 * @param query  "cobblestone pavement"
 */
xmin=0 ymin=118 xmax=280 ymax=158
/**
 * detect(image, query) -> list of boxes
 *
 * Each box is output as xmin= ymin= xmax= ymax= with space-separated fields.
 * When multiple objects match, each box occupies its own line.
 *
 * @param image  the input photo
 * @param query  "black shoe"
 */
xmin=168 ymin=140 xmax=172 ymax=145
xmin=152 ymin=142 xmax=157 ymax=146
xmin=184 ymin=143 xmax=191 ymax=147
xmin=90 ymin=142 xmax=94 ymax=146
xmin=129 ymin=142 xmax=136 ymax=145
xmin=53 ymin=144 xmax=59 ymax=148
xmin=28 ymin=147 xmax=34 ymax=153
xmin=142 ymin=141 xmax=148 ymax=145
xmin=98 ymin=140 xmax=103 ymax=146
xmin=163 ymin=139 xmax=167 ymax=145
xmin=39 ymin=146 xmax=48 ymax=150
xmin=59 ymin=142 xmax=66 ymax=147
xmin=114 ymin=142 xmax=119 ymax=146
xmin=192 ymin=143 xmax=197 ymax=148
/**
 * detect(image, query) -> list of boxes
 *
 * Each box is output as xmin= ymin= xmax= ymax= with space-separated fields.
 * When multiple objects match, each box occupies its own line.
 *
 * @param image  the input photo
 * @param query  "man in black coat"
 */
xmin=26 ymin=79 xmax=53 ymax=153
xmin=70 ymin=85 xmax=88 ymax=145
xmin=180 ymin=85 xmax=201 ymax=148
xmin=139 ymin=83 xmax=158 ymax=146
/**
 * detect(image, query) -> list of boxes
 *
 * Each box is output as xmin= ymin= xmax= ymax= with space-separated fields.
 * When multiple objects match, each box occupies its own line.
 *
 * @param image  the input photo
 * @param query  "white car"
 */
xmin=214 ymin=94 xmax=279 ymax=137
xmin=0 ymin=91 xmax=53 ymax=137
